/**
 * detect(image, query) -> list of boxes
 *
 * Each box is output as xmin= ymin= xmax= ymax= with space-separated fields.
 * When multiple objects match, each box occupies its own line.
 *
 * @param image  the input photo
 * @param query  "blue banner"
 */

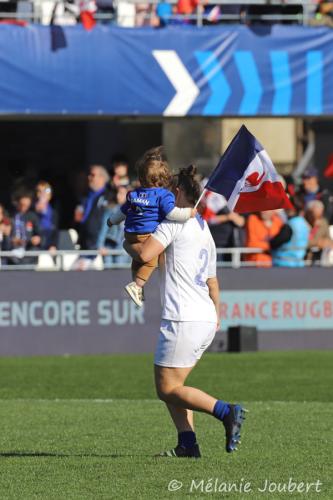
xmin=0 ymin=24 xmax=332 ymax=116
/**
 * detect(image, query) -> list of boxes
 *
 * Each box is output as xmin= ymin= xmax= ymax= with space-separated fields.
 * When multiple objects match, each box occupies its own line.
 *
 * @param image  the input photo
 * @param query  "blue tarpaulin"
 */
xmin=0 ymin=24 xmax=332 ymax=116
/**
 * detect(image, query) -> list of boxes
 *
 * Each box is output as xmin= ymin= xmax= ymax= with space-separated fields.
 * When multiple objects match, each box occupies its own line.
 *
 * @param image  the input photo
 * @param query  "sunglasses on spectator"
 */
xmin=37 ymin=188 xmax=52 ymax=194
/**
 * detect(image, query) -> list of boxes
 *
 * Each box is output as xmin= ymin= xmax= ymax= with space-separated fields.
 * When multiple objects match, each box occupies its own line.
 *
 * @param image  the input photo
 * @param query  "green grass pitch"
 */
xmin=0 ymin=351 xmax=332 ymax=499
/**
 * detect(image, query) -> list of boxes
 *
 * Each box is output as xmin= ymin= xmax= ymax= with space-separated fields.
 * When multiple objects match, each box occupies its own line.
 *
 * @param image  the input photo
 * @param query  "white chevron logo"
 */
xmin=153 ymin=50 xmax=199 ymax=116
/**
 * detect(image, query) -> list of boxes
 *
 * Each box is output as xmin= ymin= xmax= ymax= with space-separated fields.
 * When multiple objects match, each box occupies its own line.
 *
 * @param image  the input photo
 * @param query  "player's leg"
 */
xmin=155 ymin=364 xmax=246 ymax=454
xmin=155 ymin=365 xmax=200 ymax=458
xmin=154 ymin=321 xmax=218 ymax=413
xmin=166 ymin=404 xmax=194 ymax=432
xmin=155 ymin=365 xmax=217 ymax=413
xmin=154 ymin=321 xmax=247 ymax=454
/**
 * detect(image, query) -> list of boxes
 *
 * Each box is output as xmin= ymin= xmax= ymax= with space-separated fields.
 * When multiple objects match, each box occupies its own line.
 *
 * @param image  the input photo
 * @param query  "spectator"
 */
xmin=175 ymin=0 xmax=203 ymax=22
xmin=0 ymin=204 xmax=12 ymax=265
xmin=135 ymin=3 xmax=153 ymax=25
xmin=74 ymin=165 xmax=110 ymax=251
xmin=271 ymin=196 xmax=310 ymax=267
xmin=310 ymin=0 xmax=333 ymax=27
xmin=297 ymin=166 xmax=333 ymax=223
xmin=305 ymin=199 xmax=333 ymax=263
xmin=97 ymin=185 xmax=130 ymax=267
xmin=9 ymin=190 xmax=41 ymax=265
xmin=202 ymin=191 xmax=245 ymax=261
xmin=110 ymin=158 xmax=130 ymax=187
xmin=35 ymin=181 xmax=58 ymax=251
xmin=154 ymin=0 xmax=172 ymax=26
xmin=283 ymin=174 xmax=296 ymax=198
xmin=245 ymin=210 xmax=283 ymax=267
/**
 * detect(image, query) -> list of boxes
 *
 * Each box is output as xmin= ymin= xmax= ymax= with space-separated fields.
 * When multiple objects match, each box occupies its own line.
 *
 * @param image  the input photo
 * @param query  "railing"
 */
xmin=0 ymin=0 xmax=321 ymax=27
xmin=0 ymin=246 xmax=331 ymax=271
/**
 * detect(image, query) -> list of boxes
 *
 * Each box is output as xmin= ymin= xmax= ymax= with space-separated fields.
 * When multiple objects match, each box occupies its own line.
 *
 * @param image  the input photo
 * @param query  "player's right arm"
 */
xmin=124 ymin=220 xmax=180 ymax=263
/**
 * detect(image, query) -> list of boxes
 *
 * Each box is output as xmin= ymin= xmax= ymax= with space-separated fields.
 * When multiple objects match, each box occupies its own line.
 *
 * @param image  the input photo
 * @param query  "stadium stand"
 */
xmin=0 ymin=0 xmax=332 ymax=271
xmin=0 ymin=0 xmax=320 ymax=26
xmin=0 ymin=172 xmax=332 ymax=270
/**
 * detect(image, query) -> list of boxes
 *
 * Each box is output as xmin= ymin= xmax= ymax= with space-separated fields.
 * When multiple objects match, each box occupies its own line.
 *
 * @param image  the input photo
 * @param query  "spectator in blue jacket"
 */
xmin=271 ymin=196 xmax=310 ymax=267
xmin=97 ymin=185 xmax=130 ymax=267
xmin=74 ymin=165 xmax=110 ymax=250
xmin=35 ymin=181 xmax=58 ymax=251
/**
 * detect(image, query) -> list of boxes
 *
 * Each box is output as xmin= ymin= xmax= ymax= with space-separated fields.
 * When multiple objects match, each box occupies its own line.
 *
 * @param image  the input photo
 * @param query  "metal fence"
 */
xmin=0 ymin=246 xmax=331 ymax=271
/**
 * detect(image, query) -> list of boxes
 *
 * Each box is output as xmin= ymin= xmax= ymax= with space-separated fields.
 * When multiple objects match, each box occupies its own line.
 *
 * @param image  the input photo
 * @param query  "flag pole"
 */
xmin=194 ymin=188 xmax=206 ymax=209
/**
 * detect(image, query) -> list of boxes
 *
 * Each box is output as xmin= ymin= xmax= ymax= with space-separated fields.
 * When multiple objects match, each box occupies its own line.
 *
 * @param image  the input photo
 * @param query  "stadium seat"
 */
xmin=68 ymin=228 xmax=79 ymax=247
xmin=91 ymin=254 xmax=104 ymax=270
xmin=57 ymin=229 xmax=78 ymax=250
xmin=36 ymin=254 xmax=57 ymax=271
xmin=61 ymin=253 xmax=81 ymax=271
xmin=40 ymin=0 xmax=77 ymax=25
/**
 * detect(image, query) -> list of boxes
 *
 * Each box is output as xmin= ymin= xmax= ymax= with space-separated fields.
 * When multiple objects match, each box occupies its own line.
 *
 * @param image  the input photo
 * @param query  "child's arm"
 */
xmin=166 ymin=206 xmax=196 ymax=222
xmin=160 ymin=190 xmax=196 ymax=223
xmin=106 ymin=205 xmax=127 ymax=227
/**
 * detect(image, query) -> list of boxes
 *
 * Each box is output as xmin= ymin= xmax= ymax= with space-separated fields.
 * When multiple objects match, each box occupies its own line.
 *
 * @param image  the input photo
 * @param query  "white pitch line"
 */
xmin=0 ymin=398 xmax=162 ymax=403
xmin=0 ymin=399 xmax=329 ymax=404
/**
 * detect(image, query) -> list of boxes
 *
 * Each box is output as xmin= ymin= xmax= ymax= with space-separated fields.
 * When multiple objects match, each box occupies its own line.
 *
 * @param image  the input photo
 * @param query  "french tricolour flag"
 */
xmin=204 ymin=125 xmax=293 ymax=213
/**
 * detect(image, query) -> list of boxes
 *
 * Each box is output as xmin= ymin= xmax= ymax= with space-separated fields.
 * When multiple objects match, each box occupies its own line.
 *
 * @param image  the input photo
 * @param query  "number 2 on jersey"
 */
xmin=195 ymin=248 xmax=209 ymax=287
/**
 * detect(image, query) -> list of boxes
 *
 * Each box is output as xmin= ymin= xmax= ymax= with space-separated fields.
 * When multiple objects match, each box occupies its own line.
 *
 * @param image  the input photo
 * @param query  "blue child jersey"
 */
xmin=121 ymin=187 xmax=175 ymax=233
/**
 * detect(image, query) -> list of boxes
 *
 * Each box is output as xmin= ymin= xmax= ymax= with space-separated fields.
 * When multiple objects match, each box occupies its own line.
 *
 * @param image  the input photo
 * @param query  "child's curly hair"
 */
xmin=136 ymin=146 xmax=172 ymax=188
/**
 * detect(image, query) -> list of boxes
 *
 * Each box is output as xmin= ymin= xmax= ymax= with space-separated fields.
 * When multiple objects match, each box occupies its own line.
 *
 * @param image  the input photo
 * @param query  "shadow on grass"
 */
xmin=0 ymin=451 xmax=151 ymax=458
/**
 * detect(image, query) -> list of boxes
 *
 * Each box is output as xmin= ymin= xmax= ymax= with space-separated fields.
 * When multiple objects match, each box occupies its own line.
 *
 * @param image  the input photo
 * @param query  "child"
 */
xmin=107 ymin=146 xmax=196 ymax=306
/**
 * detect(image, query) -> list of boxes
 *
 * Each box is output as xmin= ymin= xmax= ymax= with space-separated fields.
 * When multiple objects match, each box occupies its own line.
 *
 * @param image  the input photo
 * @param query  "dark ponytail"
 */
xmin=175 ymin=165 xmax=201 ymax=206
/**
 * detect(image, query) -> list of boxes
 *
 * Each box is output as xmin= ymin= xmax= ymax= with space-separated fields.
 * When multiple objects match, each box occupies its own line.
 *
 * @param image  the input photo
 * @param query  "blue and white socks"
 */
xmin=177 ymin=400 xmax=230 ymax=449
xmin=213 ymin=400 xmax=230 ymax=421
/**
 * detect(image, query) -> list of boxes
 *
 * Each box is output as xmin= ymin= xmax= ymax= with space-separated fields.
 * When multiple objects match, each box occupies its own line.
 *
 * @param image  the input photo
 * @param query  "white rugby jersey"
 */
xmin=152 ymin=215 xmax=217 ymax=322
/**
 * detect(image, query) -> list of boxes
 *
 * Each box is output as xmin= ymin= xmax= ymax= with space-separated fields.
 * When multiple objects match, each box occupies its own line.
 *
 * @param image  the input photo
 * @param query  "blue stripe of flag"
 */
xmin=205 ymin=125 xmax=264 ymax=199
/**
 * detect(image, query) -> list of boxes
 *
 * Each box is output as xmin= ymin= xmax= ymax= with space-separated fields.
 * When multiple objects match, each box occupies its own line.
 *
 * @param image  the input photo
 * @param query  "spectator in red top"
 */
xmin=175 ymin=0 xmax=206 ymax=22
xmin=176 ymin=0 xmax=198 ymax=14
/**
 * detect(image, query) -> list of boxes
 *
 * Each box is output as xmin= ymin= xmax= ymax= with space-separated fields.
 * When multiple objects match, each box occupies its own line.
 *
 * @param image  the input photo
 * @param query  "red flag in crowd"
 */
xmin=79 ymin=0 xmax=97 ymax=30
xmin=324 ymin=154 xmax=333 ymax=178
